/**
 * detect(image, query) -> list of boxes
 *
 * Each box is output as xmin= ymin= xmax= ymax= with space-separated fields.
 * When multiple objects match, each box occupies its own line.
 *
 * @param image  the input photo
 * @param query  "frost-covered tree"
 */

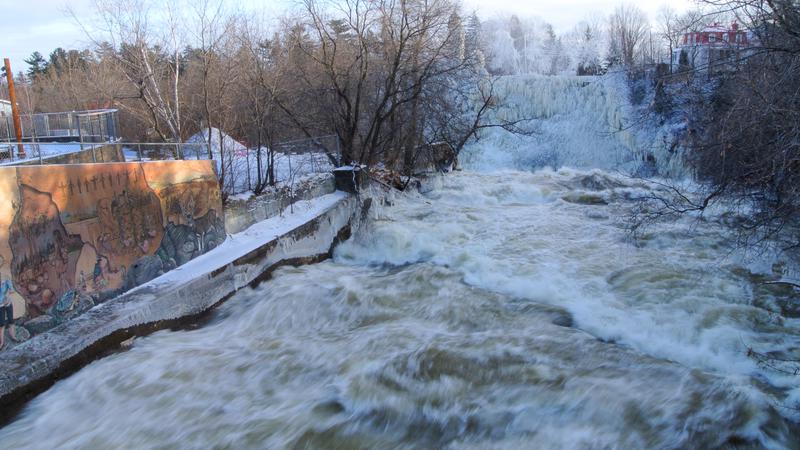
xmin=486 ymin=27 xmax=517 ymax=74
xmin=483 ymin=14 xmax=556 ymax=75
xmin=607 ymin=4 xmax=649 ymax=67
xmin=464 ymin=12 xmax=485 ymax=68
xmin=568 ymin=20 xmax=603 ymax=75
xmin=541 ymin=23 xmax=569 ymax=75
xmin=509 ymin=15 xmax=525 ymax=53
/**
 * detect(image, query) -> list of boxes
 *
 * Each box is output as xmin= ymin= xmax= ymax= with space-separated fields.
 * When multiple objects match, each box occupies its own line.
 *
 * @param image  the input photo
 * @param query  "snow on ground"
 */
xmin=131 ymin=191 xmax=349 ymax=291
xmin=0 ymin=142 xmax=84 ymax=165
xmin=183 ymin=128 xmax=334 ymax=195
xmin=185 ymin=128 xmax=250 ymax=194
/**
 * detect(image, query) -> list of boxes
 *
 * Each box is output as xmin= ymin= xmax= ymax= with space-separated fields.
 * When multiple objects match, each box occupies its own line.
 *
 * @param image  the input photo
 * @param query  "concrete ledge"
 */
xmin=0 ymin=191 xmax=357 ymax=420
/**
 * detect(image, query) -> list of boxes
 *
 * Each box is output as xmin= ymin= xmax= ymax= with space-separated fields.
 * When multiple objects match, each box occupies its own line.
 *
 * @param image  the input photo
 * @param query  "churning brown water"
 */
xmin=1 ymin=169 xmax=798 ymax=449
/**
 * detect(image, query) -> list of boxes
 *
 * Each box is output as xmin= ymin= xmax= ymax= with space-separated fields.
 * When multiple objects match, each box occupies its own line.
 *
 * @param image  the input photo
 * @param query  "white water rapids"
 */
xmin=2 ymin=169 xmax=799 ymax=448
xmin=1 ymin=76 xmax=799 ymax=449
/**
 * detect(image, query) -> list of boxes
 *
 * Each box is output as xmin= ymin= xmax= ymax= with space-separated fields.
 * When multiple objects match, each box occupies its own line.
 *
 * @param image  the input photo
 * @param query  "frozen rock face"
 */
xmin=462 ymin=75 xmax=686 ymax=177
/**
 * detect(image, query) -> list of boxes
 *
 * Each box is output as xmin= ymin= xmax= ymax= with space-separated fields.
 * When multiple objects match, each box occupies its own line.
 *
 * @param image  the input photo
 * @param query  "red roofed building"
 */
xmin=671 ymin=22 xmax=755 ymax=73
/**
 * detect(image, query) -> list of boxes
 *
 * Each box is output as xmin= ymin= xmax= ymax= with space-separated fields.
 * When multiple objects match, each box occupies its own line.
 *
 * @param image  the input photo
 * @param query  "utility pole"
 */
xmin=3 ymin=58 xmax=25 ymax=158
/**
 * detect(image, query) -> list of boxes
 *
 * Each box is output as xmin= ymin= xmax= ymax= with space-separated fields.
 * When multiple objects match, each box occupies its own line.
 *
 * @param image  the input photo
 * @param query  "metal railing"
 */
xmin=0 ymin=141 xmax=122 ymax=165
xmin=272 ymin=134 xmax=340 ymax=156
xmin=0 ymin=109 xmax=119 ymax=143
xmin=123 ymin=142 xmax=210 ymax=161
xmin=0 ymin=141 xmax=208 ymax=165
xmin=0 ymin=135 xmax=341 ymax=196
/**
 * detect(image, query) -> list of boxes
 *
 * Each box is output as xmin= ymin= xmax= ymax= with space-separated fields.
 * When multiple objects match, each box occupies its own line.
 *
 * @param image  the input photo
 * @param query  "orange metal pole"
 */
xmin=3 ymin=58 xmax=25 ymax=158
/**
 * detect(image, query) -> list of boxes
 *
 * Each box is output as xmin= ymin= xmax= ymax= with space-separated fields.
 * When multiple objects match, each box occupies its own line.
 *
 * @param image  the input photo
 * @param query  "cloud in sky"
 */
xmin=0 ymin=0 xmax=293 ymax=72
xmin=0 ymin=0 xmax=94 ymax=73
xmin=1 ymin=0 xmax=694 ymax=75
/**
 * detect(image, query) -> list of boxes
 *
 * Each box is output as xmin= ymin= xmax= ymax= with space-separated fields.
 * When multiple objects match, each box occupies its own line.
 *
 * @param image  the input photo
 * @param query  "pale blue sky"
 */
xmin=0 ymin=0 xmax=694 ymax=75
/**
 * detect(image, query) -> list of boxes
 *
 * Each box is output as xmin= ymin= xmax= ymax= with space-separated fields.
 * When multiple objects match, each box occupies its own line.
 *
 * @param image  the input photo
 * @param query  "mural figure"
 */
xmin=54 ymin=290 xmax=78 ymax=315
xmin=8 ymin=185 xmax=85 ymax=317
xmin=78 ymin=271 xmax=88 ymax=293
xmin=0 ymin=275 xmax=18 ymax=349
xmin=0 ymin=160 xmax=223 ymax=350
xmin=93 ymin=256 xmax=106 ymax=289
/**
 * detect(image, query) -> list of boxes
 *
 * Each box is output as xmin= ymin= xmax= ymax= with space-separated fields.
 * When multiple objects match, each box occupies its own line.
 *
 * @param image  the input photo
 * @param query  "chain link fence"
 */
xmin=1 ymin=109 xmax=119 ymax=143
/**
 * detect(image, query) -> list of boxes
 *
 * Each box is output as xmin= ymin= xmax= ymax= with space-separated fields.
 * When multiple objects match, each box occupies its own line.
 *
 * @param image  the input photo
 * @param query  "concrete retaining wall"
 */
xmin=0 ymin=192 xmax=358 ymax=418
xmin=0 ymin=160 xmax=224 ymax=346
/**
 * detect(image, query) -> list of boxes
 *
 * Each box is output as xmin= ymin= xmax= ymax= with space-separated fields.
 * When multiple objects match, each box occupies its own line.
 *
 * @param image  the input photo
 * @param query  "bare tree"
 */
xmin=657 ymin=6 xmax=681 ymax=71
xmin=266 ymin=0 xmax=502 ymax=177
xmin=76 ymin=0 xmax=184 ymax=150
xmin=34 ymin=0 xmax=520 ymax=185
xmin=608 ymin=4 xmax=649 ymax=67
xmin=186 ymin=0 xmax=233 ymax=159
xmin=235 ymin=19 xmax=288 ymax=192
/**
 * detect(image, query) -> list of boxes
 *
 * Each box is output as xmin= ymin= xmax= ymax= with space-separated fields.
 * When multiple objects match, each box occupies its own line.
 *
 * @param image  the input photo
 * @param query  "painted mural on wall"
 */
xmin=0 ymin=160 xmax=224 ymax=349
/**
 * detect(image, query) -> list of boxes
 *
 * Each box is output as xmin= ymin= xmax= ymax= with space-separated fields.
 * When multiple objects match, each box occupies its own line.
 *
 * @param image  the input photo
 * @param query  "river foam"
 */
xmin=1 ymin=169 xmax=797 ymax=449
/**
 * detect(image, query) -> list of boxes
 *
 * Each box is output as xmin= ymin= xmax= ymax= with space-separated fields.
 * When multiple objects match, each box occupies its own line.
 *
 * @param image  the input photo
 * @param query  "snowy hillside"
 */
xmin=185 ymin=128 xmax=250 ymax=194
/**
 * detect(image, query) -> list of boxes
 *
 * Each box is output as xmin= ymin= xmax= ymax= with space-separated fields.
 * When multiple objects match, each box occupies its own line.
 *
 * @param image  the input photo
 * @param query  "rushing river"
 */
xmin=2 ymin=169 xmax=800 ymax=449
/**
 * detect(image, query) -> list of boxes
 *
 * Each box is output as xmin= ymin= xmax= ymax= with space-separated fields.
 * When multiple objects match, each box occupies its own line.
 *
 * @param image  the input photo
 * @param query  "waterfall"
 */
xmin=462 ymin=74 xmax=688 ymax=177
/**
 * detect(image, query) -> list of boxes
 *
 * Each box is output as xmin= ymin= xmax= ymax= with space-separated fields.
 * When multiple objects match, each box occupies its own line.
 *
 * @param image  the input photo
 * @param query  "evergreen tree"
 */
xmin=328 ymin=19 xmax=351 ymax=38
xmin=542 ymin=24 xmax=568 ymax=75
xmin=464 ymin=12 xmax=484 ymax=68
xmin=48 ymin=48 xmax=68 ymax=75
xmin=509 ymin=15 xmax=525 ymax=53
xmin=24 ymin=51 xmax=48 ymax=78
xmin=509 ymin=15 xmax=525 ymax=73
xmin=446 ymin=12 xmax=466 ymax=62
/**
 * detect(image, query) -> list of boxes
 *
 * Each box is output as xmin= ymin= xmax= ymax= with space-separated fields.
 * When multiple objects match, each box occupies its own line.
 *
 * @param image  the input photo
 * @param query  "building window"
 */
xmin=709 ymin=33 xmax=716 ymax=43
